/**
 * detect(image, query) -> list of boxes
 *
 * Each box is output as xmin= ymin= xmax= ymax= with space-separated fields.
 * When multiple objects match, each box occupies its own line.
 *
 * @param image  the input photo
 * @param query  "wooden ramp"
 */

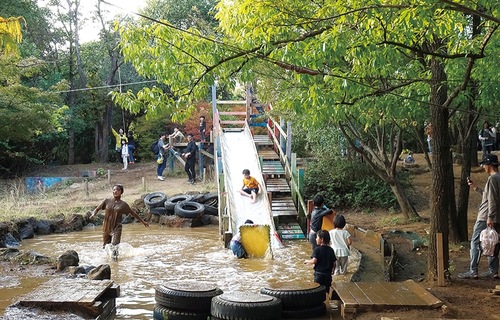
xmin=18 ymin=278 xmax=119 ymax=319
xmin=331 ymin=280 xmax=443 ymax=319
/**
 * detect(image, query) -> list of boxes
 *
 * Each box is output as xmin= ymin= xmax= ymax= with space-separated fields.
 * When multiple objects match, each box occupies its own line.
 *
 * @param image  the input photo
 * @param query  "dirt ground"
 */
xmin=2 ymin=154 xmax=500 ymax=319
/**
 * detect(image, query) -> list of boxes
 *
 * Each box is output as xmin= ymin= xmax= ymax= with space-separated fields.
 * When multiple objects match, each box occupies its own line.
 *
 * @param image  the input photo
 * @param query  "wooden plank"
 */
xmin=436 ymin=233 xmax=445 ymax=286
xmin=343 ymin=283 xmax=373 ymax=306
xmin=382 ymin=282 xmax=422 ymax=306
xmin=218 ymin=111 xmax=247 ymax=116
xmin=402 ymin=280 xmax=443 ymax=307
xmin=333 ymin=282 xmax=359 ymax=309
xmin=361 ymin=282 xmax=402 ymax=306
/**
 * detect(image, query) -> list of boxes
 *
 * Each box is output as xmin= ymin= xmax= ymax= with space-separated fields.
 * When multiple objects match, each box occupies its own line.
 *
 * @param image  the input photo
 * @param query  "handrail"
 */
xmin=266 ymin=119 xmax=307 ymax=219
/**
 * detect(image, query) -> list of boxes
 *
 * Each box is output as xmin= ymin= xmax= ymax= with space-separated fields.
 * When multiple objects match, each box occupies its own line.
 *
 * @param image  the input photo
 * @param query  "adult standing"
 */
xmin=181 ymin=133 xmax=197 ymax=184
xmin=127 ymin=131 xmax=136 ymax=164
xmin=458 ymin=154 xmax=500 ymax=279
xmin=424 ymin=122 xmax=432 ymax=154
xmin=156 ymin=133 xmax=171 ymax=181
xmin=111 ymin=127 xmax=127 ymax=162
xmin=479 ymin=121 xmax=495 ymax=159
xmin=308 ymin=194 xmax=334 ymax=251
xmin=199 ymin=116 xmax=207 ymax=142
xmin=89 ymin=184 xmax=149 ymax=258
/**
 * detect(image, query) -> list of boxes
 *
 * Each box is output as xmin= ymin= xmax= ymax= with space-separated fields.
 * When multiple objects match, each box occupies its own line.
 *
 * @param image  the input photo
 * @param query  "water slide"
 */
xmin=220 ymin=125 xmax=281 ymax=258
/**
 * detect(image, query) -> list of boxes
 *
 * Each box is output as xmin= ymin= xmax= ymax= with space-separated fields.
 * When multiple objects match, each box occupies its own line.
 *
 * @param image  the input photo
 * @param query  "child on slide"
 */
xmin=239 ymin=169 xmax=260 ymax=203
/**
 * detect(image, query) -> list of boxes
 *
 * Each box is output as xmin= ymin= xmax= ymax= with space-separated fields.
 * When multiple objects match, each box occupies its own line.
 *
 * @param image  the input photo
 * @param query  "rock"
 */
xmin=16 ymin=220 xmax=35 ymax=240
xmin=159 ymin=215 xmax=194 ymax=227
xmin=87 ymin=264 xmax=111 ymax=280
xmin=2 ymin=233 xmax=20 ymax=248
xmin=36 ymin=220 xmax=54 ymax=235
xmin=57 ymin=250 xmax=79 ymax=271
xmin=68 ymin=264 xmax=95 ymax=275
xmin=13 ymin=250 xmax=52 ymax=265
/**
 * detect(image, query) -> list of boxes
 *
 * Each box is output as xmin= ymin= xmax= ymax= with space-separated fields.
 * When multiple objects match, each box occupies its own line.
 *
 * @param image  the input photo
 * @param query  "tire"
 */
xmin=190 ymin=193 xmax=207 ymax=203
xmin=144 ymin=192 xmax=167 ymax=208
xmin=174 ymin=201 xmax=205 ymax=219
xmin=165 ymin=195 xmax=194 ymax=214
xmin=211 ymin=292 xmax=281 ymax=320
xmin=203 ymin=204 xmax=218 ymax=216
xmin=150 ymin=207 xmax=167 ymax=215
xmin=281 ymin=303 xmax=326 ymax=319
xmin=201 ymin=192 xmax=218 ymax=207
xmin=259 ymin=284 xmax=325 ymax=309
xmin=155 ymin=281 xmax=223 ymax=312
xmin=153 ymin=304 xmax=209 ymax=320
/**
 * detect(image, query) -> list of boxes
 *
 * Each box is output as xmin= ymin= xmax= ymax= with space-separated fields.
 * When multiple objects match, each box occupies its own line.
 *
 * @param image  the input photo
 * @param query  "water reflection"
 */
xmin=3 ymin=224 xmax=320 ymax=319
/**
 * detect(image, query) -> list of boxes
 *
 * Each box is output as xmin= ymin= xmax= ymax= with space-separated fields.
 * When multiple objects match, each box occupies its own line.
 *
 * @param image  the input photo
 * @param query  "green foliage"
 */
xmin=303 ymin=158 xmax=398 ymax=210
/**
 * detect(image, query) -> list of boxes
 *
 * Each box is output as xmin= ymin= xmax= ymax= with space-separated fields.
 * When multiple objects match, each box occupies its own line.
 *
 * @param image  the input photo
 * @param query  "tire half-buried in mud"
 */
xmin=211 ymin=292 xmax=281 ymax=320
xmin=174 ymin=201 xmax=205 ymax=219
xmin=144 ymin=192 xmax=167 ymax=208
xmin=155 ymin=281 xmax=223 ymax=313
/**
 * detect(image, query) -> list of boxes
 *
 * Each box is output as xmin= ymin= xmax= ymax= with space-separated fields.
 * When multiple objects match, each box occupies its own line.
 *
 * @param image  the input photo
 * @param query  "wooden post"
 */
xmin=107 ymin=170 xmax=111 ymax=185
xmin=436 ymin=233 xmax=445 ymax=286
xmin=142 ymin=177 xmax=146 ymax=192
xmin=85 ymin=180 xmax=89 ymax=198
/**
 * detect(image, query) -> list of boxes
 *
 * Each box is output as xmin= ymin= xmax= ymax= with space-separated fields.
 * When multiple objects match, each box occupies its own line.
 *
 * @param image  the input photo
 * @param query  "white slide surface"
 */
xmin=220 ymin=126 xmax=281 ymax=254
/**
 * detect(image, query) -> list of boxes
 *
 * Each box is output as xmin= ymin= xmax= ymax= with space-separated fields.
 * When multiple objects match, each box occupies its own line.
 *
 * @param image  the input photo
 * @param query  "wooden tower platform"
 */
xmin=17 ymin=278 xmax=119 ymax=319
xmin=331 ymin=280 xmax=443 ymax=319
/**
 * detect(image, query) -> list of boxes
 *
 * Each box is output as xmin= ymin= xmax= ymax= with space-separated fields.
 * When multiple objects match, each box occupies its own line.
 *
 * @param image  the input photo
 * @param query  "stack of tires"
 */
xmin=154 ymin=281 xmax=223 ymax=320
xmin=144 ymin=192 xmax=219 ymax=218
xmin=144 ymin=192 xmax=168 ymax=215
xmin=259 ymin=285 xmax=327 ymax=319
xmin=211 ymin=292 xmax=282 ymax=320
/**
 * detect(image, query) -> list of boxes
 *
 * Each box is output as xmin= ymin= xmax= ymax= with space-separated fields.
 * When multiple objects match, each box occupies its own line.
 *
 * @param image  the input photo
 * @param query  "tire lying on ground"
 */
xmin=211 ymin=292 xmax=282 ymax=320
xmin=201 ymin=192 xmax=218 ymax=207
xmin=153 ymin=304 xmax=208 ymax=320
xmin=164 ymin=195 xmax=193 ymax=214
xmin=259 ymin=284 xmax=326 ymax=309
xmin=190 ymin=192 xmax=207 ymax=203
xmin=260 ymin=285 xmax=326 ymax=319
xmin=144 ymin=192 xmax=167 ymax=208
xmin=203 ymin=205 xmax=218 ymax=216
xmin=155 ymin=281 xmax=223 ymax=313
xmin=174 ymin=201 xmax=205 ymax=219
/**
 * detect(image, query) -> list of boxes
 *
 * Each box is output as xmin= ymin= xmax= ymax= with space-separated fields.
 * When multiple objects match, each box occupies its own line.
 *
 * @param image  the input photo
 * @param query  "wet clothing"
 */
xmin=230 ymin=232 xmax=246 ymax=258
xmin=311 ymin=245 xmax=336 ymax=295
xmin=94 ymin=198 xmax=133 ymax=247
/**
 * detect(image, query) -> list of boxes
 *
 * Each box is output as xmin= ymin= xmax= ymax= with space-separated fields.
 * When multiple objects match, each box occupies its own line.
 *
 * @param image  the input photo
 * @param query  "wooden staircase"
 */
xmin=255 ymin=134 xmax=305 ymax=240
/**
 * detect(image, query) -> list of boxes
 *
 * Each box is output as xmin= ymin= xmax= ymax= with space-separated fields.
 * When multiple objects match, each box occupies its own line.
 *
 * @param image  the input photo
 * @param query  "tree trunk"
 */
xmin=388 ymin=177 xmax=419 ymax=220
xmin=427 ymin=54 xmax=451 ymax=281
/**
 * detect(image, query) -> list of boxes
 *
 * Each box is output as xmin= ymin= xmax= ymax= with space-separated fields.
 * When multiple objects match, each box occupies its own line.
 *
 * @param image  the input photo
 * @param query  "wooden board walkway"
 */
xmin=265 ymin=178 xmax=290 ymax=193
xmin=331 ymin=280 xmax=443 ymax=319
xmin=261 ymin=160 xmax=285 ymax=176
xmin=258 ymin=149 xmax=280 ymax=160
xmin=254 ymin=134 xmax=273 ymax=146
xmin=18 ymin=278 xmax=119 ymax=319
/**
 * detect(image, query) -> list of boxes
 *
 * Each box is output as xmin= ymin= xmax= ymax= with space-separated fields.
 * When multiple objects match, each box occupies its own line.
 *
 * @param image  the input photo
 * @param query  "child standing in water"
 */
xmin=329 ymin=215 xmax=352 ymax=275
xmin=304 ymin=230 xmax=337 ymax=296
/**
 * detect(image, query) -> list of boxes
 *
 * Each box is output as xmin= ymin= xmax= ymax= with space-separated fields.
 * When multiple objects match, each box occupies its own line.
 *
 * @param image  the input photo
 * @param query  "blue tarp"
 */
xmin=25 ymin=177 xmax=65 ymax=193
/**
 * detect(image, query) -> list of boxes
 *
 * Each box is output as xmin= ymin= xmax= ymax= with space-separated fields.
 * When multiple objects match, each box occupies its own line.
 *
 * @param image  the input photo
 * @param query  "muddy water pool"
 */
xmin=1 ymin=224 xmax=341 ymax=319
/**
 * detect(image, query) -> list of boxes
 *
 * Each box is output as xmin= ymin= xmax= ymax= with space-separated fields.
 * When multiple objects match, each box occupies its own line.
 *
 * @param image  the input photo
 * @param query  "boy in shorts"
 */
xmin=239 ymin=169 xmax=260 ymax=203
